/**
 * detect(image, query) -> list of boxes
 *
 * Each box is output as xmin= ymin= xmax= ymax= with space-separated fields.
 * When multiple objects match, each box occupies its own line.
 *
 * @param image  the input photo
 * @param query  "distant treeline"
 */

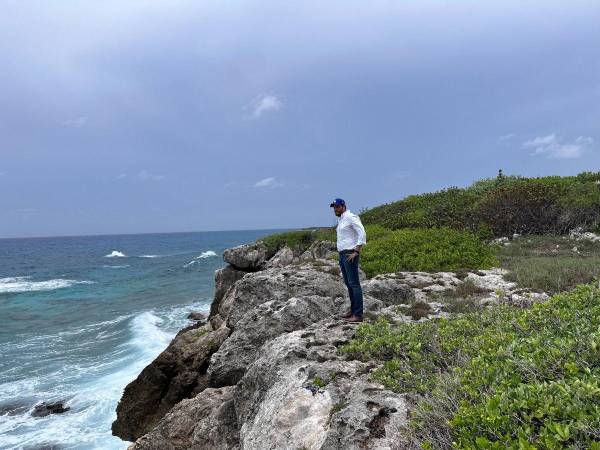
xmin=360 ymin=171 xmax=600 ymax=237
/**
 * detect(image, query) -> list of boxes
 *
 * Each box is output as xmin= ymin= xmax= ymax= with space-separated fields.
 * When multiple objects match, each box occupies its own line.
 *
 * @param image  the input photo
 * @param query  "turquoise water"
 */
xmin=0 ymin=230 xmax=279 ymax=450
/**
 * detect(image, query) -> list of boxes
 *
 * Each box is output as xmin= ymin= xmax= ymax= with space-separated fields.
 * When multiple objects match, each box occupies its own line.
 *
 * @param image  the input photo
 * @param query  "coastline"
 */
xmin=112 ymin=238 xmax=549 ymax=449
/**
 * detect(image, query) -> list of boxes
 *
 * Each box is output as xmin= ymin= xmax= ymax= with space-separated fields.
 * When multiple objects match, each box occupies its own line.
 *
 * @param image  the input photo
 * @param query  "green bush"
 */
xmin=477 ymin=177 xmax=600 ymax=236
xmin=361 ymin=188 xmax=481 ymax=231
xmin=360 ymin=172 xmax=600 ymax=237
xmin=260 ymin=228 xmax=336 ymax=257
xmin=360 ymin=228 xmax=497 ymax=277
xmin=341 ymin=284 xmax=600 ymax=449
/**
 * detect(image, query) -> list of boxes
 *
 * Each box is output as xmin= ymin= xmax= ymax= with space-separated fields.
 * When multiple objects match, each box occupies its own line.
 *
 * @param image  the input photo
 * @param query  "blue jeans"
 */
xmin=339 ymin=250 xmax=363 ymax=317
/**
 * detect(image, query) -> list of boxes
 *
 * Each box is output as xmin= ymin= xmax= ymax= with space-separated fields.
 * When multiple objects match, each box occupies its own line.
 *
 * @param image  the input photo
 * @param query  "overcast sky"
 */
xmin=1 ymin=0 xmax=599 ymax=238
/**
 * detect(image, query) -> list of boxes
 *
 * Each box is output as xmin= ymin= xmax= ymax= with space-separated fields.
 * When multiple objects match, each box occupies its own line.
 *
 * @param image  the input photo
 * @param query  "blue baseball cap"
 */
xmin=329 ymin=198 xmax=345 ymax=207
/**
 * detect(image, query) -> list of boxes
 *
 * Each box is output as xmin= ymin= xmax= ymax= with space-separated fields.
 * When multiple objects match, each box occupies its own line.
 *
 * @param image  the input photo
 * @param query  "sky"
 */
xmin=1 ymin=0 xmax=599 ymax=238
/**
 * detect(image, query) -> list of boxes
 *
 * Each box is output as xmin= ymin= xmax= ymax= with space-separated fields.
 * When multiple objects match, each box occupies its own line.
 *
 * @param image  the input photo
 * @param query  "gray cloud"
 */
xmin=253 ymin=177 xmax=283 ymax=188
xmin=1 ymin=0 xmax=599 ymax=237
xmin=523 ymin=134 xmax=594 ymax=159
xmin=251 ymin=95 xmax=283 ymax=118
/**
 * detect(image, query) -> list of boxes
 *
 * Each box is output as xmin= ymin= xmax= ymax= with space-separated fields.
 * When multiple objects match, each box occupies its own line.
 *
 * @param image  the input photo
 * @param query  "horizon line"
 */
xmin=0 ymin=226 xmax=326 ymax=241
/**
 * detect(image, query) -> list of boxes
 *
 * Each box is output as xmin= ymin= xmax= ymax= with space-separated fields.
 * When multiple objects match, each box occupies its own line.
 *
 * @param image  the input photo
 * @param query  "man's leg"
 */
xmin=339 ymin=254 xmax=355 ymax=313
xmin=345 ymin=254 xmax=363 ymax=317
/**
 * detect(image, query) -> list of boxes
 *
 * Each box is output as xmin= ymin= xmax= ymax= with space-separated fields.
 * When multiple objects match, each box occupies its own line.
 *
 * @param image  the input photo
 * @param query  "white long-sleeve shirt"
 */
xmin=336 ymin=210 xmax=367 ymax=251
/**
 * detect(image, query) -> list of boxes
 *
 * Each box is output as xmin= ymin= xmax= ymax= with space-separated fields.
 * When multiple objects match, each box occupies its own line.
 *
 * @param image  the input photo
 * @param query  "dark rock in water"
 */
xmin=187 ymin=311 xmax=207 ymax=323
xmin=31 ymin=401 xmax=70 ymax=417
xmin=0 ymin=400 xmax=31 ymax=416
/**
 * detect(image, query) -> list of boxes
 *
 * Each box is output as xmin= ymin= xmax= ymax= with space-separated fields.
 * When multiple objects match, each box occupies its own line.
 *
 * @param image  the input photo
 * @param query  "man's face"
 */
xmin=333 ymin=204 xmax=345 ymax=217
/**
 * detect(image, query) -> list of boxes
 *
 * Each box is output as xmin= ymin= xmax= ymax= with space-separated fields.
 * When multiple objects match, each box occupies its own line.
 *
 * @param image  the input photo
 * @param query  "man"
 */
xmin=330 ymin=198 xmax=366 ymax=323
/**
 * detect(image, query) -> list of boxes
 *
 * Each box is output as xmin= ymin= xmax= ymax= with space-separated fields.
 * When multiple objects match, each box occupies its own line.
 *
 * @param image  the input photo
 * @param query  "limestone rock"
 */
xmin=222 ymin=242 xmax=267 ymax=270
xmin=362 ymin=275 xmax=415 ymax=305
xmin=308 ymin=240 xmax=338 ymax=259
xmin=465 ymin=268 xmax=517 ymax=292
xmin=112 ymin=323 xmax=230 ymax=441
xmin=236 ymin=322 xmax=408 ymax=450
xmin=127 ymin=387 xmax=239 ymax=450
xmin=264 ymin=246 xmax=294 ymax=268
xmin=216 ymin=264 xmax=348 ymax=328
xmin=208 ymin=295 xmax=338 ymax=387
xmin=209 ymin=265 xmax=246 ymax=319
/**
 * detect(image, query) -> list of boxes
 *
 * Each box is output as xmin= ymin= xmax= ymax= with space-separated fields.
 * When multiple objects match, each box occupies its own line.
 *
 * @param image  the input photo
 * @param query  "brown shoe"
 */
xmin=343 ymin=315 xmax=363 ymax=323
xmin=339 ymin=311 xmax=353 ymax=319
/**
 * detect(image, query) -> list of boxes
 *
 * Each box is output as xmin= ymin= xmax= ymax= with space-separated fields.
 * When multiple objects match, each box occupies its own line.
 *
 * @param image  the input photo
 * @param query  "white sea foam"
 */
xmin=196 ymin=250 xmax=217 ymax=259
xmin=104 ymin=250 xmax=127 ymax=258
xmin=182 ymin=250 xmax=218 ymax=268
xmin=138 ymin=255 xmax=159 ymax=258
xmin=102 ymin=265 xmax=130 ymax=269
xmin=0 ymin=277 xmax=95 ymax=294
xmin=0 ymin=310 xmax=180 ymax=449
xmin=0 ymin=301 xmax=214 ymax=449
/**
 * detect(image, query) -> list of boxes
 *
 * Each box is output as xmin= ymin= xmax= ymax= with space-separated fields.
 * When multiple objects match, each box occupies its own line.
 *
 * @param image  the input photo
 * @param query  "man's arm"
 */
xmin=350 ymin=215 xmax=366 ymax=252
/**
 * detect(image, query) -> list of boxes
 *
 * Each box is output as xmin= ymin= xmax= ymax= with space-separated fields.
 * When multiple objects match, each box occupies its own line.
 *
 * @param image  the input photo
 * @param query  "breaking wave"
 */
xmin=0 ymin=277 xmax=95 ymax=294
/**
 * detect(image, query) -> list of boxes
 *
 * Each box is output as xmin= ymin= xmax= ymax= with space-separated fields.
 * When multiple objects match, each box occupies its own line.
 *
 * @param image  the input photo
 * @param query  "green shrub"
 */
xmin=360 ymin=228 xmax=497 ymax=277
xmin=359 ymin=171 xmax=600 ymax=237
xmin=476 ymin=177 xmax=600 ymax=236
xmin=341 ymin=284 xmax=600 ymax=449
xmin=260 ymin=227 xmax=336 ymax=257
xmin=361 ymin=188 xmax=481 ymax=231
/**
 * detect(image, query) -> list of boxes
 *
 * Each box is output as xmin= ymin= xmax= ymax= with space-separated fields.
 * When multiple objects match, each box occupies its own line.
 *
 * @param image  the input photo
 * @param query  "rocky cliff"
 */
xmin=112 ymin=239 xmax=548 ymax=449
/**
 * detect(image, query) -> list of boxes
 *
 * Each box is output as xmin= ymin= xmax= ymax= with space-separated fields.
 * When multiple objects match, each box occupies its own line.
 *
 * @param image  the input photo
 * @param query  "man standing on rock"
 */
xmin=330 ymin=198 xmax=367 ymax=323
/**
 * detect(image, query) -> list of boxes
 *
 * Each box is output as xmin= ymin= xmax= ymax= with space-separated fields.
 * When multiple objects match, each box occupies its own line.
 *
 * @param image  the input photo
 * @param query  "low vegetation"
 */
xmin=496 ymin=234 xmax=600 ymax=294
xmin=255 ymin=171 xmax=600 ymax=449
xmin=341 ymin=284 xmax=600 ymax=449
xmin=261 ymin=227 xmax=335 ymax=257
xmin=360 ymin=227 xmax=497 ymax=277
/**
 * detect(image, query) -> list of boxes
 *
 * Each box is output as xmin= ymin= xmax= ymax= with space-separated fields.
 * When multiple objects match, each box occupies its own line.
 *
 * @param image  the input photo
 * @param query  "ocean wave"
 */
xmin=104 ymin=250 xmax=127 ymax=258
xmin=0 ymin=277 xmax=95 ymax=294
xmin=182 ymin=250 xmax=218 ymax=268
xmin=102 ymin=264 xmax=130 ymax=269
xmin=196 ymin=250 xmax=217 ymax=259
xmin=0 ymin=302 xmax=212 ymax=449
xmin=138 ymin=255 xmax=159 ymax=258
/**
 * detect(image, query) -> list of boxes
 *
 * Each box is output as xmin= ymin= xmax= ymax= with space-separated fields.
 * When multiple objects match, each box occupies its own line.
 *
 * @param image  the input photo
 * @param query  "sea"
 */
xmin=0 ymin=229 xmax=282 ymax=450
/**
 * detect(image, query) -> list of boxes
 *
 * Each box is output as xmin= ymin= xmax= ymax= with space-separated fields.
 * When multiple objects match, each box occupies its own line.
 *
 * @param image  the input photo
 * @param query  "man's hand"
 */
xmin=346 ymin=251 xmax=359 ymax=262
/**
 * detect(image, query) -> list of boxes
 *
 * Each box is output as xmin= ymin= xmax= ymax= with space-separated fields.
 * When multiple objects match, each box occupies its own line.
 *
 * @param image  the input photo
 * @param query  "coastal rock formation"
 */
xmin=215 ymin=263 xmax=348 ymax=329
xmin=207 ymin=295 xmax=339 ymax=387
xmin=115 ymin=239 xmax=550 ymax=448
xmin=264 ymin=245 xmax=294 ymax=268
xmin=209 ymin=265 xmax=246 ymax=318
xmin=222 ymin=242 xmax=267 ymax=270
xmin=129 ymin=319 xmax=407 ymax=450
xmin=128 ymin=386 xmax=239 ymax=450
xmin=112 ymin=322 xmax=230 ymax=441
